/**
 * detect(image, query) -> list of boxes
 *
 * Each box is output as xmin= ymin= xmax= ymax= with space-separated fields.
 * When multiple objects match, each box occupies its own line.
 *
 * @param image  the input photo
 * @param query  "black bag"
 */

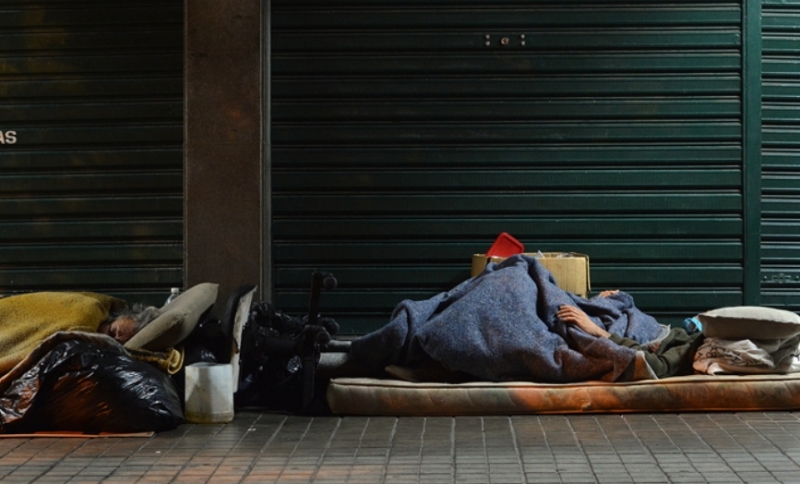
xmin=0 ymin=338 xmax=184 ymax=434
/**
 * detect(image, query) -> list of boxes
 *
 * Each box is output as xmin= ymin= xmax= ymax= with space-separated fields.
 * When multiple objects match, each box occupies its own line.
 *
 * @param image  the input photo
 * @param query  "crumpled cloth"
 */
xmin=351 ymin=255 xmax=666 ymax=383
xmin=128 ymin=346 xmax=185 ymax=375
xmin=693 ymin=335 xmax=800 ymax=375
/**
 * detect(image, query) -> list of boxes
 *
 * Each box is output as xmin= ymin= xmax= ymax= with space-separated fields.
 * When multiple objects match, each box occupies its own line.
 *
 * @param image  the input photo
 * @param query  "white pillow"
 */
xmin=124 ymin=283 xmax=218 ymax=351
xmin=697 ymin=306 xmax=800 ymax=340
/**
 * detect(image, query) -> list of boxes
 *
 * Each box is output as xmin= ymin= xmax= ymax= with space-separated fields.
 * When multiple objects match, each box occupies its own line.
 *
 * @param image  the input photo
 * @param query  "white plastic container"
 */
xmin=184 ymin=362 xmax=235 ymax=424
xmin=165 ymin=287 xmax=181 ymax=305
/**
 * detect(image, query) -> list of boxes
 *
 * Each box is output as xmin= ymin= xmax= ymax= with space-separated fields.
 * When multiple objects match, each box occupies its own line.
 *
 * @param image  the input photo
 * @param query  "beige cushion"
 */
xmin=124 ymin=283 xmax=218 ymax=351
xmin=698 ymin=306 xmax=800 ymax=340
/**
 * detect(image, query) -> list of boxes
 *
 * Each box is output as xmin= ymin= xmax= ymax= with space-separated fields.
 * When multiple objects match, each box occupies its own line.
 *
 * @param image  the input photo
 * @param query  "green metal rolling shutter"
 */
xmin=762 ymin=0 xmax=800 ymax=309
xmin=0 ymin=1 xmax=184 ymax=305
xmin=272 ymin=0 xmax=751 ymax=333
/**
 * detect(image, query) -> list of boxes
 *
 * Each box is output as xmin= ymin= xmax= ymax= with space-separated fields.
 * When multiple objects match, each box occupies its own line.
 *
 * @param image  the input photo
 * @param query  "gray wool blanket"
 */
xmin=351 ymin=255 xmax=667 ymax=383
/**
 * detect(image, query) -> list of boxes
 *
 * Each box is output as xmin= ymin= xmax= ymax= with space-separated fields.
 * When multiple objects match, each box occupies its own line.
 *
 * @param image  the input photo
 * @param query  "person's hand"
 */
xmin=556 ymin=305 xmax=610 ymax=338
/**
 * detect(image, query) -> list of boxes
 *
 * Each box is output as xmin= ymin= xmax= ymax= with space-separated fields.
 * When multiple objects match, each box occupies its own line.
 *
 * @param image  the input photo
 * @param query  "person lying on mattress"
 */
xmin=332 ymin=255 xmax=684 ymax=383
xmin=0 ymin=291 xmax=161 ymax=377
xmin=321 ymin=289 xmax=705 ymax=384
xmin=354 ymin=299 xmax=800 ymax=383
xmin=317 ymin=255 xmax=800 ymax=384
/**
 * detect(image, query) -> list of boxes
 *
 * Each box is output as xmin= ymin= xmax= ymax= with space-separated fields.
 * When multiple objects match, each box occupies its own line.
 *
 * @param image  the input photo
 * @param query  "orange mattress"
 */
xmin=326 ymin=373 xmax=800 ymax=415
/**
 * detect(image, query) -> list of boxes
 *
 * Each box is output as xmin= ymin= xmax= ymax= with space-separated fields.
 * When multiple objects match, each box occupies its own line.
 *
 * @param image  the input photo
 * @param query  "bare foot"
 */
xmin=597 ymin=290 xmax=620 ymax=298
xmin=557 ymin=305 xmax=610 ymax=338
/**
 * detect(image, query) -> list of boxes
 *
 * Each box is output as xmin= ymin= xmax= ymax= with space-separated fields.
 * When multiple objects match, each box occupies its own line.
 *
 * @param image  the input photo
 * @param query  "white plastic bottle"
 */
xmin=165 ymin=287 xmax=181 ymax=304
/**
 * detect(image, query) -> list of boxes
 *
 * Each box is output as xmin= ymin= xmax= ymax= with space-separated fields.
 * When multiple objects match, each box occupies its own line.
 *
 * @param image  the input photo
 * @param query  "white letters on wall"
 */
xmin=0 ymin=131 xmax=17 ymax=144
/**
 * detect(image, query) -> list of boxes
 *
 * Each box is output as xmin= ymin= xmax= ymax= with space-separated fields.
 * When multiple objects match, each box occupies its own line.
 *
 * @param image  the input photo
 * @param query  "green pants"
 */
xmin=610 ymin=328 xmax=705 ymax=378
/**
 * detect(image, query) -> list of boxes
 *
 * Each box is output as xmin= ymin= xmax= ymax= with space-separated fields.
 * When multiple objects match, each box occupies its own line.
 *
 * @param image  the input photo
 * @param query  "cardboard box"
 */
xmin=471 ymin=252 xmax=591 ymax=297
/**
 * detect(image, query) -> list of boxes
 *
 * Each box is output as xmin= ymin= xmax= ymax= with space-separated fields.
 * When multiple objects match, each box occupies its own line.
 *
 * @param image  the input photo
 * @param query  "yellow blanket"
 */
xmin=0 ymin=292 xmax=126 ymax=376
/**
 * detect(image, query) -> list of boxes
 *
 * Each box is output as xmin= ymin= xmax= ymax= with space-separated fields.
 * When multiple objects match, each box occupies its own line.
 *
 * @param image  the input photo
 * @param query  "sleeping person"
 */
xmin=0 ymin=291 xmax=160 ymax=376
xmin=340 ymin=290 xmax=704 ymax=383
xmin=334 ymin=255 xmax=800 ymax=383
xmin=361 ymin=299 xmax=797 ymax=383
xmin=338 ymin=255 xmax=673 ymax=383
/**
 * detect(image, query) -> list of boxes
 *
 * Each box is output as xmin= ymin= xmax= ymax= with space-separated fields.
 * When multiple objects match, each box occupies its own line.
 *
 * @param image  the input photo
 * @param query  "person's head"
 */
xmin=98 ymin=303 xmax=161 ymax=344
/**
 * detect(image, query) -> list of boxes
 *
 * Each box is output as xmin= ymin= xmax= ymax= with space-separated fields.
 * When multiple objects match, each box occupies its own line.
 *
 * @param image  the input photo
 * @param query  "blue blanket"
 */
xmin=351 ymin=255 xmax=666 ymax=383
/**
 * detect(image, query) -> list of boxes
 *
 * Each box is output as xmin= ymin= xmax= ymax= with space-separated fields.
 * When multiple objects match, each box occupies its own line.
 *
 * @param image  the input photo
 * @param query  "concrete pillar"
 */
xmin=184 ymin=0 xmax=265 ymax=306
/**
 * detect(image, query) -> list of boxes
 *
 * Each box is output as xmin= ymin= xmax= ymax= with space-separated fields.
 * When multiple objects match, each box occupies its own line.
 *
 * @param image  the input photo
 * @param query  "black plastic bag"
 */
xmin=0 ymin=338 xmax=184 ymax=434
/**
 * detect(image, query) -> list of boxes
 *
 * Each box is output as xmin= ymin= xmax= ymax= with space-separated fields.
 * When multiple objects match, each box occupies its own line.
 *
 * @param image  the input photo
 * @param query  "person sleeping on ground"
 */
xmin=0 ymin=291 xmax=161 ymax=377
xmin=329 ymin=255 xmax=675 ymax=383
xmin=318 ymin=288 xmax=704 ymax=383
xmin=311 ymin=255 xmax=800 ymax=384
